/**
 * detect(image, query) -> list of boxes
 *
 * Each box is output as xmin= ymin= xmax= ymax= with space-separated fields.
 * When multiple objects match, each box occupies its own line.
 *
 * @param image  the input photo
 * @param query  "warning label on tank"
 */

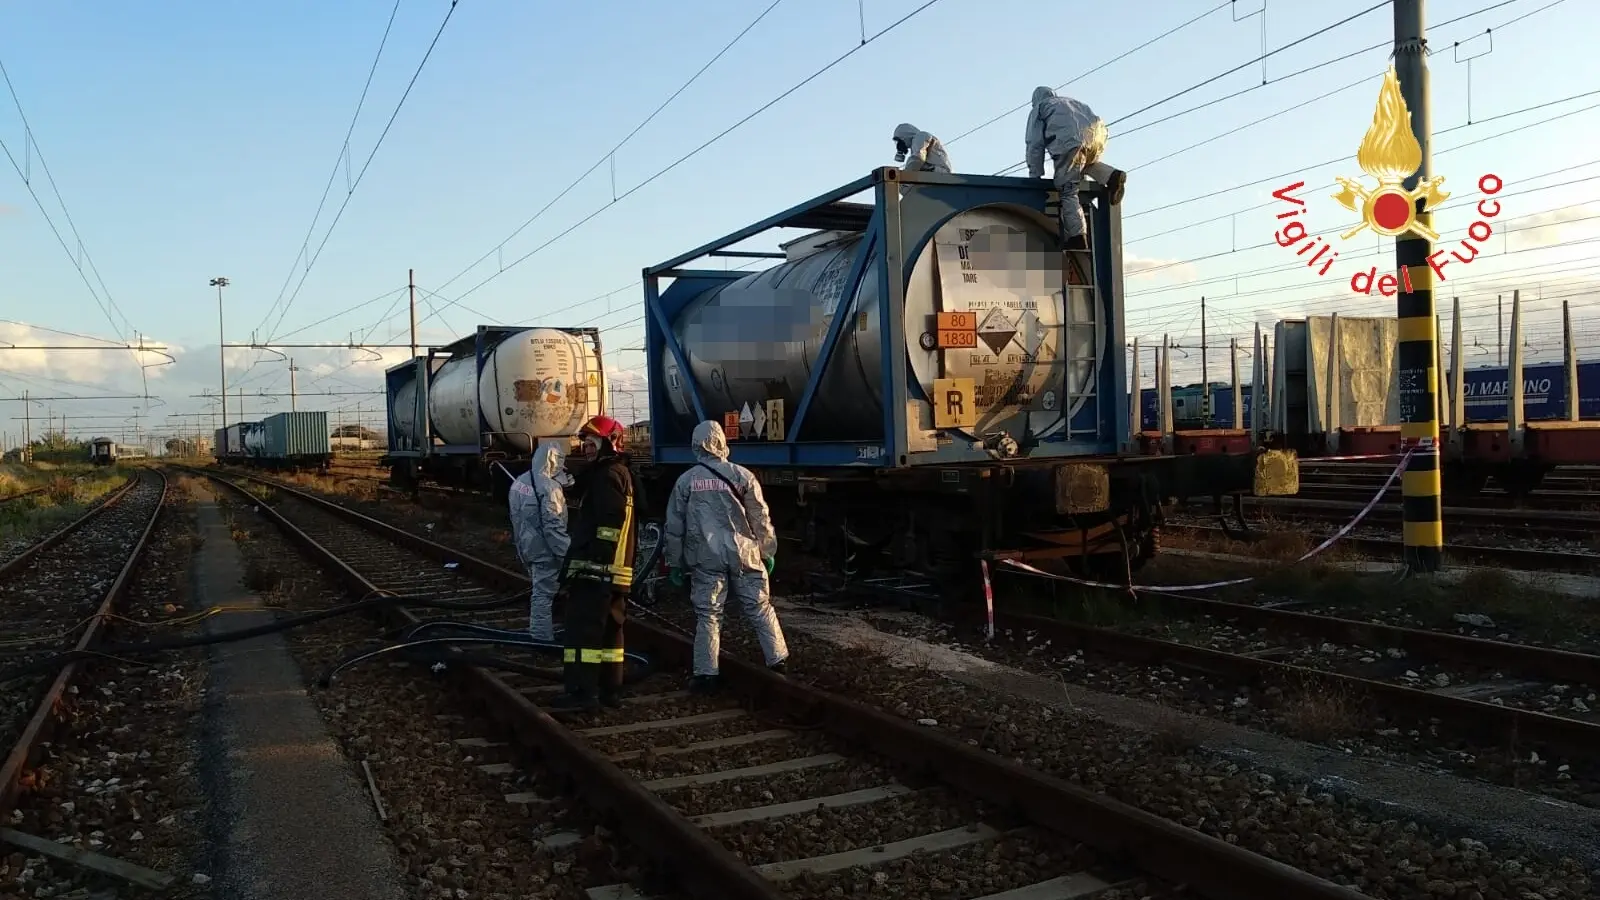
xmin=976 ymin=307 xmax=1016 ymax=356
xmin=930 ymin=220 xmax=1064 ymax=418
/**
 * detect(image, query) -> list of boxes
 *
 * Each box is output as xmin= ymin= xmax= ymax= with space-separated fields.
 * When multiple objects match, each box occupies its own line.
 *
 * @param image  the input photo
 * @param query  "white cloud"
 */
xmin=1125 ymin=253 xmax=1197 ymax=283
xmin=1508 ymin=204 xmax=1600 ymax=251
xmin=0 ymin=322 xmax=179 ymax=388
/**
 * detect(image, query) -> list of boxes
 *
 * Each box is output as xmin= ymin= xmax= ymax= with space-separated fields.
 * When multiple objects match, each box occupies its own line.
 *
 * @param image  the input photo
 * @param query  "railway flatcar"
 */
xmin=382 ymin=326 xmax=606 ymax=492
xmin=640 ymin=166 xmax=1295 ymax=588
xmin=89 ymin=438 xmax=147 ymax=465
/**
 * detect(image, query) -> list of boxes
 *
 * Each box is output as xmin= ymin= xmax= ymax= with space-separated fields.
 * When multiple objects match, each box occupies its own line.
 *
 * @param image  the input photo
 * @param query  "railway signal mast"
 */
xmin=1393 ymin=0 xmax=1444 ymax=574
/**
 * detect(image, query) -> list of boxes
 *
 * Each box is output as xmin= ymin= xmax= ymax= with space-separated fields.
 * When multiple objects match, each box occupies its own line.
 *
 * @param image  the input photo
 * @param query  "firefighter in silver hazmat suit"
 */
xmin=1024 ymin=86 xmax=1126 ymax=250
xmin=509 ymin=443 xmax=571 ymax=641
xmin=663 ymin=420 xmax=789 ymax=693
xmin=892 ymin=123 xmax=952 ymax=174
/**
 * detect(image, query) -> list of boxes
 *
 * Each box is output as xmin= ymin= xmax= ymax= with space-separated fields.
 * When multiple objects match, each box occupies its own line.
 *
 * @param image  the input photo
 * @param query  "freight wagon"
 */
xmin=382 ymin=326 xmax=606 ymax=493
xmin=640 ymin=166 xmax=1294 ymax=590
xmin=212 ymin=412 xmax=332 ymax=472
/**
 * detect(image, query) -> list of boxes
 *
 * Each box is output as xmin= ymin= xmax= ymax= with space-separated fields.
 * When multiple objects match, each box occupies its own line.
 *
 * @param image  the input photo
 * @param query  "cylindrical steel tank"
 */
xmin=392 ymin=375 xmax=420 ymax=450
xmin=405 ymin=328 xmax=606 ymax=455
xmin=657 ymin=207 xmax=1100 ymax=441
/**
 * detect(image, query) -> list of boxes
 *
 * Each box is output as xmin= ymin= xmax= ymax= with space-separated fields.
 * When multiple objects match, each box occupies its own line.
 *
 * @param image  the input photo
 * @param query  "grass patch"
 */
xmin=1275 ymin=673 xmax=1369 ymax=743
xmin=0 ymin=464 xmax=131 ymax=544
xmin=242 ymin=560 xmax=282 ymax=593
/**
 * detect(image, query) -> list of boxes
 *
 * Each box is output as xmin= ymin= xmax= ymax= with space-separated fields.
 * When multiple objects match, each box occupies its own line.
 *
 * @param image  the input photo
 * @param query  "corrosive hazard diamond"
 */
xmin=1017 ymin=309 xmax=1049 ymax=356
xmin=739 ymin=402 xmax=755 ymax=438
xmin=752 ymin=403 xmax=768 ymax=439
xmin=977 ymin=307 xmax=1016 ymax=356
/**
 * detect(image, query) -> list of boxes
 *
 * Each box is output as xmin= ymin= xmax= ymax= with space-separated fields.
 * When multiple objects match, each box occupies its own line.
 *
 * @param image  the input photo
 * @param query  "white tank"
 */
xmin=658 ymin=208 xmax=1097 ymax=441
xmin=391 ymin=375 xmax=420 ymax=450
xmin=427 ymin=328 xmax=606 ymax=454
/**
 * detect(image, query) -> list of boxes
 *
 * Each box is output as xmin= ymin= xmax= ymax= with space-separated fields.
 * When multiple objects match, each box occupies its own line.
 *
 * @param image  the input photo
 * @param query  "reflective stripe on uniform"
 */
xmin=607 ymin=494 xmax=635 ymax=587
xmin=562 ymin=648 xmax=623 ymax=664
xmin=571 ymin=493 xmax=636 ymax=587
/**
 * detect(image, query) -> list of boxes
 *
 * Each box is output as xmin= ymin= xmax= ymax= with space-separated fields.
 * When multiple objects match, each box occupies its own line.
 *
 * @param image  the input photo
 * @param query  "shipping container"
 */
xmin=1457 ymin=360 xmax=1600 ymax=422
xmin=262 ymin=411 xmax=332 ymax=459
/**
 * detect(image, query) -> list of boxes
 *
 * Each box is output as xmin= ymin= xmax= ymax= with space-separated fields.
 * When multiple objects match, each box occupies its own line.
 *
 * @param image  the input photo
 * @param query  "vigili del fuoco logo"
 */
xmin=1271 ymin=64 xmax=1504 ymax=297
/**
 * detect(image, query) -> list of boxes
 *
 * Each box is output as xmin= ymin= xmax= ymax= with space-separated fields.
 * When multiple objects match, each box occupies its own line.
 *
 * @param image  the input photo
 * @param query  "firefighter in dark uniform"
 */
xmin=550 ymin=415 xmax=639 ymax=713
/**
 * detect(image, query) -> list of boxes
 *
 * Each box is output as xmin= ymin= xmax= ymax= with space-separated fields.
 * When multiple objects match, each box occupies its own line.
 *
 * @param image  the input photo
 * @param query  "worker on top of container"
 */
xmin=550 ymin=415 xmax=639 ymax=713
xmin=509 ymin=443 xmax=571 ymax=643
xmin=1024 ymin=87 xmax=1126 ymax=251
xmin=663 ymin=420 xmax=789 ymax=694
xmin=893 ymin=123 xmax=952 ymax=174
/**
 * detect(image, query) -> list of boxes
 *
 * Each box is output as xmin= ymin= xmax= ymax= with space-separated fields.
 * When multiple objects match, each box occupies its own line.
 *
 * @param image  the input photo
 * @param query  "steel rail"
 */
xmin=0 ymin=474 xmax=138 ymax=580
xmin=953 ymin=604 xmax=1600 ymax=756
xmin=1071 ymin=542 xmax=1600 ymax=684
xmin=0 ymin=470 xmax=168 ymax=819
xmin=209 ymin=468 xmax=1368 ymax=900
xmin=1163 ymin=522 xmax=1600 ymax=573
xmin=195 ymin=469 xmax=783 ymax=900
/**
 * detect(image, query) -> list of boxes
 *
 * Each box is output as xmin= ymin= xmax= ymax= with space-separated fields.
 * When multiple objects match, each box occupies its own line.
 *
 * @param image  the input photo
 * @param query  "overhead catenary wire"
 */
xmin=941 ymin=0 xmax=1232 ymax=146
xmin=0 ymin=57 xmax=134 ymax=346
xmin=406 ymin=0 xmax=950 ymax=332
xmin=991 ymin=0 xmax=1560 ymax=177
xmin=426 ymin=0 xmax=788 ymax=300
xmin=263 ymin=0 xmax=462 ymax=345
xmin=253 ymin=0 xmax=405 ymax=342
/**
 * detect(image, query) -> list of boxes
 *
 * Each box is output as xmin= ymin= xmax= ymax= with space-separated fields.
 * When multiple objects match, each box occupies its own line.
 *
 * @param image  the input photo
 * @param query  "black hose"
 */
xmin=317 ymin=635 xmax=654 ymax=687
xmin=0 ymin=590 xmax=526 ymax=684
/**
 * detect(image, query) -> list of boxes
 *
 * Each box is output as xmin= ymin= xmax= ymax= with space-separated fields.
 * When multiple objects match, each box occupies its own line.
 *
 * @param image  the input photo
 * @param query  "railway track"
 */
xmin=1212 ymin=496 xmax=1600 ymax=546
xmin=0 ymin=471 xmax=168 ymax=820
xmin=196 ymin=466 xmax=1367 ymax=900
xmin=1162 ymin=521 xmax=1600 ymax=573
xmin=0 ymin=487 xmax=46 ymax=505
xmin=830 ymin=563 xmax=1600 ymax=802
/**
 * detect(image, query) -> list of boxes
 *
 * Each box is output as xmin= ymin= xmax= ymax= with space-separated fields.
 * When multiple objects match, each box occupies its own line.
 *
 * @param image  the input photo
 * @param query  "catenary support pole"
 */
xmin=409 ymin=269 xmax=419 ymax=361
xmin=1394 ymin=0 xmax=1443 ymax=573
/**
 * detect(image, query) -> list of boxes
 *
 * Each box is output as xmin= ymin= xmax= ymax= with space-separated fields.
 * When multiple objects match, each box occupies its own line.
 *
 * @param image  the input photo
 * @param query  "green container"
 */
xmin=262 ymin=411 xmax=331 ymax=459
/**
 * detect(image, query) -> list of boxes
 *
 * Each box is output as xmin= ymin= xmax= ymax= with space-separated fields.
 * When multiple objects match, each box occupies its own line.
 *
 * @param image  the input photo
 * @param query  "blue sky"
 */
xmin=2 ymin=0 xmax=1598 ymax=444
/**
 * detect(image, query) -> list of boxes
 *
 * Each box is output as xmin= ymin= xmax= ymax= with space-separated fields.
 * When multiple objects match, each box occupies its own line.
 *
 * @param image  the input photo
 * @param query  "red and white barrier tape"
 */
xmin=980 ymin=560 xmax=996 ymax=641
xmin=1304 ymin=452 xmax=1406 ymax=462
xmin=999 ymin=450 xmax=1413 ymax=592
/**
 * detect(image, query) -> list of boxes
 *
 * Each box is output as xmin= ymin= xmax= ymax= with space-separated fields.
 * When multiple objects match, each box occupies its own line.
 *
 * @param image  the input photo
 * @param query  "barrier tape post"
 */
xmin=981 ymin=559 xmax=996 ymax=641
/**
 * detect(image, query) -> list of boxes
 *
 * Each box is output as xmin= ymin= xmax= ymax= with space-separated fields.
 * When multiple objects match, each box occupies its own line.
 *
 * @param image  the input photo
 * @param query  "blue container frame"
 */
xmin=384 ymin=325 xmax=607 ymax=461
xmin=642 ymin=166 xmax=1127 ymax=469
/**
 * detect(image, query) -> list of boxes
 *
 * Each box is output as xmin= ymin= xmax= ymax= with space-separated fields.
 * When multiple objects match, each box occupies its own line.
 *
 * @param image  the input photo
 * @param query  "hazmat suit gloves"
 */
xmin=764 ymin=556 xmax=775 ymax=576
xmin=668 ymin=567 xmax=685 ymax=588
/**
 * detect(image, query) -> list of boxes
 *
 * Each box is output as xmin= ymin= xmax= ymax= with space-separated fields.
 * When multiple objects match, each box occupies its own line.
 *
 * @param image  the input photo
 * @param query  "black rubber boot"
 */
xmin=1105 ymin=169 xmax=1127 ymax=206
xmin=689 ymin=674 xmax=722 ymax=695
xmin=549 ymin=662 xmax=600 ymax=713
xmin=598 ymin=664 xmax=625 ymax=709
xmin=768 ymin=660 xmax=788 ymax=676
xmin=1065 ymin=234 xmax=1089 ymax=252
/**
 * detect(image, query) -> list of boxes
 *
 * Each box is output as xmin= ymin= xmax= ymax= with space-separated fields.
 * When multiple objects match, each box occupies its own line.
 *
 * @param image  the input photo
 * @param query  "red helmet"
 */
xmin=579 ymin=415 xmax=626 ymax=450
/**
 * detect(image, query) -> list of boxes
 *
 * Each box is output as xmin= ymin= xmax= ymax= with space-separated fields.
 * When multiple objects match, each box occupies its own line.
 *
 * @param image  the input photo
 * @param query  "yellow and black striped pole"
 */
xmin=1394 ymin=0 xmax=1443 ymax=573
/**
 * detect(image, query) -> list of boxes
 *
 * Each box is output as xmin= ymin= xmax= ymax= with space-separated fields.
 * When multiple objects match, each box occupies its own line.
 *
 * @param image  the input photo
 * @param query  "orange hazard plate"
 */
xmin=937 ymin=329 xmax=977 ymax=349
xmin=936 ymin=311 xmax=977 ymax=330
